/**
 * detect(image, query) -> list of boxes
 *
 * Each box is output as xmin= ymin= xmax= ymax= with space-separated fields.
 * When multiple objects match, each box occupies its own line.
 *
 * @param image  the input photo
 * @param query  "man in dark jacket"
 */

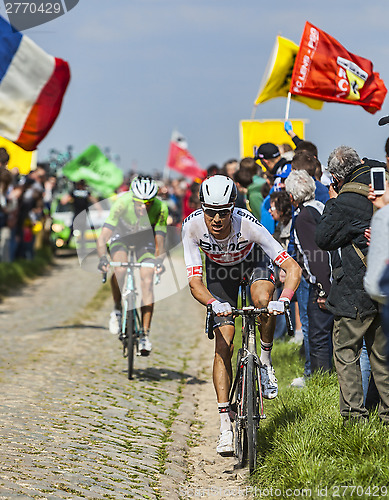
xmin=315 ymin=145 xmax=389 ymax=424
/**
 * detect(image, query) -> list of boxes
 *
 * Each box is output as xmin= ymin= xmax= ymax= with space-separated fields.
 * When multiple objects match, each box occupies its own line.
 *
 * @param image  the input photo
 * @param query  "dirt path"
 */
xmin=0 ymin=255 xmax=251 ymax=499
xmin=182 ymin=333 xmax=252 ymax=500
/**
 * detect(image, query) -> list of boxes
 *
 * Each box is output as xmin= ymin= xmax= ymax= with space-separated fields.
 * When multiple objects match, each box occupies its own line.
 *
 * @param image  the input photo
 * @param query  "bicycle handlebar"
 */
xmin=205 ymin=304 xmax=214 ymax=340
xmin=205 ymin=305 xmax=269 ymax=340
xmin=205 ymin=303 xmax=294 ymax=340
xmin=109 ymin=262 xmax=155 ymax=269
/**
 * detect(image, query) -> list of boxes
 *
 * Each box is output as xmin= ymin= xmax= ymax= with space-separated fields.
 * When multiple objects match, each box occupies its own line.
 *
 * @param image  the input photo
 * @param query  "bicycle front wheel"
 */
xmin=233 ymin=349 xmax=247 ymax=467
xmin=246 ymin=353 xmax=258 ymax=474
xmin=125 ymin=309 xmax=136 ymax=380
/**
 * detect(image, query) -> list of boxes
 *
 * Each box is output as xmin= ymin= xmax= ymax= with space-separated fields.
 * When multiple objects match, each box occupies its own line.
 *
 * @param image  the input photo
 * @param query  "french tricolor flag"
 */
xmin=0 ymin=16 xmax=70 ymax=151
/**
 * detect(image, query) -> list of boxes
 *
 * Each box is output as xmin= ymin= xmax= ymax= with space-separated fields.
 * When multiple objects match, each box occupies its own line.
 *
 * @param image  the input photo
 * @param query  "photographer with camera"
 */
xmin=364 ymin=178 xmax=389 ymax=349
xmin=315 ymin=146 xmax=389 ymax=424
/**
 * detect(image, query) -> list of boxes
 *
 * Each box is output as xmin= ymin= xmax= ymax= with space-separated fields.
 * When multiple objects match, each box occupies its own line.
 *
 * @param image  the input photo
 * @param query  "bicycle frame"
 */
xmin=229 ymin=285 xmax=267 ymax=474
xmin=118 ymin=263 xmax=141 ymax=346
xmin=204 ymin=279 xmax=293 ymax=473
xmin=102 ymin=246 xmax=157 ymax=379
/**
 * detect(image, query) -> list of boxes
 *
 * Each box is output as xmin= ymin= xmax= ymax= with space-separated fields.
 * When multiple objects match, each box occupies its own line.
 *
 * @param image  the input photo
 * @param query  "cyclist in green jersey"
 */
xmin=97 ymin=176 xmax=168 ymax=355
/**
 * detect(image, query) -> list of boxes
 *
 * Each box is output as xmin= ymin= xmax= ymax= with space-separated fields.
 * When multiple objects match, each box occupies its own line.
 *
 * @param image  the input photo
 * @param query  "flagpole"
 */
xmin=250 ymin=104 xmax=258 ymax=120
xmin=163 ymin=164 xmax=170 ymax=182
xmin=285 ymin=92 xmax=291 ymax=121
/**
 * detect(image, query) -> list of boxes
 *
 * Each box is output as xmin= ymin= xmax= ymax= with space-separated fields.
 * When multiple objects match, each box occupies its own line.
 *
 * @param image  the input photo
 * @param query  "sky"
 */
xmin=12 ymin=0 xmax=389 ymax=175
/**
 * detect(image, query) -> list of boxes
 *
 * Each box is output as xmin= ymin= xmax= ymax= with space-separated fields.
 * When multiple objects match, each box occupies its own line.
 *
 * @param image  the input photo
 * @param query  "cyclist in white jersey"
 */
xmin=182 ymin=175 xmax=301 ymax=456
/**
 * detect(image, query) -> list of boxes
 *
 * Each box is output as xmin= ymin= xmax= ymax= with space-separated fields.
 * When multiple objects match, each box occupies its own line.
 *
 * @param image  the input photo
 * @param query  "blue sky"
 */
xmin=15 ymin=0 xmax=389 ymax=175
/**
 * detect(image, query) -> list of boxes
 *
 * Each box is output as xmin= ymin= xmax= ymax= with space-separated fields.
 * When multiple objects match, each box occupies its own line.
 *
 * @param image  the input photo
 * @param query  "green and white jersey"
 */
xmin=104 ymin=191 xmax=168 ymax=237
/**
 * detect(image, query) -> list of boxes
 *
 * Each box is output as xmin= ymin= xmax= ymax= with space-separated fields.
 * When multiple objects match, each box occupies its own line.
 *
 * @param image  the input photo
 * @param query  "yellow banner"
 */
xmin=239 ymin=119 xmax=306 ymax=159
xmin=0 ymin=136 xmax=36 ymax=175
xmin=254 ymin=36 xmax=324 ymax=110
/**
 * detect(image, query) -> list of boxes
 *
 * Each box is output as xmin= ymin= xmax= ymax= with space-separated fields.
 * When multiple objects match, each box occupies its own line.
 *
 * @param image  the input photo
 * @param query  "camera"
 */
xmin=330 ymin=177 xmax=340 ymax=194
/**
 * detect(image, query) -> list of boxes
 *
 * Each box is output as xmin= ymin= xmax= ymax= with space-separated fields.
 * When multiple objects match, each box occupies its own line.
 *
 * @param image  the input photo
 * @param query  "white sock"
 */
xmin=260 ymin=340 xmax=273 ymax=366
xmin=218 ymin=402 xmax=232 ymax=433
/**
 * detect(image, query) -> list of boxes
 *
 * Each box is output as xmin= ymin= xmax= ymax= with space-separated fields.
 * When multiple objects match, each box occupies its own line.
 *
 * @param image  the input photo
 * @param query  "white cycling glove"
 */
xmin=268 ymin=298 xmax=289 ymax=315
xmin=211 ymin=300 xmax=232 ymax=316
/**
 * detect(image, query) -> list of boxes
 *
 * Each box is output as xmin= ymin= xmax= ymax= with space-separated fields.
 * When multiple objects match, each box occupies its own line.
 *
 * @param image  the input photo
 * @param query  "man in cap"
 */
xmin=256 ymin=142 xmax=290 ymax=179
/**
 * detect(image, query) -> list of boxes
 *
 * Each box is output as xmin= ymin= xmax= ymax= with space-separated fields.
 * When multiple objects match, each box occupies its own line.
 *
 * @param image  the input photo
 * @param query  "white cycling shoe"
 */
xmin=138 ymin=334 xmax=152 ymax=356
xmin=109 ymin=310 xmax=122 ymax=335
xmin=260 ymin=363 xmax=278 ymax=399
xmin=216 ymin=429 xmax=234 ymax=457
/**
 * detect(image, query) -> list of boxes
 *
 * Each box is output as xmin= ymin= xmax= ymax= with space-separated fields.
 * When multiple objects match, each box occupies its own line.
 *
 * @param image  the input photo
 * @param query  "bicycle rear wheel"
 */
xmin=125 ymin=309 xmax=135 ymax=380
xmin=246 ymin=353 xmax=258 ymax=474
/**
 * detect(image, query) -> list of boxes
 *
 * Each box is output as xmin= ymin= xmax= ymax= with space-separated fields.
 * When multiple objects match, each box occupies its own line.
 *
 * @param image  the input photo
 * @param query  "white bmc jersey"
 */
xmin=182 ymin=208 xmax=291 ymax=279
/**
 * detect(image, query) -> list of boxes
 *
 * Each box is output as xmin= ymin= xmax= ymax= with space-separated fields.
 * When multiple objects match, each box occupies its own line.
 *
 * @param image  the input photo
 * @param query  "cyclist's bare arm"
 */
xmin=188 ymin=276 xmax=232 ymax=317
xmin=97 ymin=226 xmax=113 ymax=272
xmin=265 ymin=255 xmax=302 ymax=315
xmin=154 ymin=233 xmax=166 ymax=275
xmin=188 ymin=276 xmax=218 ymax=307
xmin=279 ymin=256 xmax=302 ymax=294
xmin=155 ymin=234 xmax=165 ymax=258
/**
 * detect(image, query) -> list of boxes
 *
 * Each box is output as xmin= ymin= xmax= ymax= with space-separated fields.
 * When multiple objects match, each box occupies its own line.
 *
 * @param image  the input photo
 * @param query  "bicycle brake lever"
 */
xmin=205 ymin=304 xmax=214 ymax=340
xmin=284 ymin=301 xmax=294 ymax=336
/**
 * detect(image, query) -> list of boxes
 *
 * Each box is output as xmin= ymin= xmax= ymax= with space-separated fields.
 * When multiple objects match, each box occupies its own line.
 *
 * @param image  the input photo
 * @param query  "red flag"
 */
xmin=166 ymin=133 xmax=206 ymax=180
xmin=290 ymin=22 xmax=387 ymax=114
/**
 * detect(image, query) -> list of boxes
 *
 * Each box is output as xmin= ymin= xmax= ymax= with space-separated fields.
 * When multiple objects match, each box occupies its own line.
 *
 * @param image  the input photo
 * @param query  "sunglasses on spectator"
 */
xmin=202 ymin=204 xmax=234 ymax=218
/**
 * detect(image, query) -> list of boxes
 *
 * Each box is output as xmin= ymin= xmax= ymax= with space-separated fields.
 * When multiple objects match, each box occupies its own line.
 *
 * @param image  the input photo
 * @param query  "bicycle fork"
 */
xmin=120 ymin=271 xmax=138 ymax=357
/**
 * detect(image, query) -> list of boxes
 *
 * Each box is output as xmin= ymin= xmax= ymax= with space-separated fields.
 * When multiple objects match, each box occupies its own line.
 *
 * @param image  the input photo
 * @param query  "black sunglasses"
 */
xmin=202 ymin=206 xmax=233 ymax=218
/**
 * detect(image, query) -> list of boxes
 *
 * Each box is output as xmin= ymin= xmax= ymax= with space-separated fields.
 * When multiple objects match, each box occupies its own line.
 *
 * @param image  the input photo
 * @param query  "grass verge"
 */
xmin=251 ymin=339 xmax=389 ymax=496
xmin=0 ymin=246 xmax=53 ymax=297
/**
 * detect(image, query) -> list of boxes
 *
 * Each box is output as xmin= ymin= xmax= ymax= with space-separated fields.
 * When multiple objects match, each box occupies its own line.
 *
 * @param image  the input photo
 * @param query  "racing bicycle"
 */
xmin=102 ymin=246 xmax=159 ymax=380
xmin=205 ymin=277 xmax=294 ymax=474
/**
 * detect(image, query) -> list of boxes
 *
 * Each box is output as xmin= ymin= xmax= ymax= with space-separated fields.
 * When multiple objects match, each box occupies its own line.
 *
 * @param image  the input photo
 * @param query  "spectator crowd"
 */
xmin=1 ymin=122 xmax=389 ymax=424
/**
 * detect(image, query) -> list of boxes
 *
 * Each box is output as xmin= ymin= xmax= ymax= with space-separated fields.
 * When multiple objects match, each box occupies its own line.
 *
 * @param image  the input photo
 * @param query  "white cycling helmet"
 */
xmin=199 ymin=175 xmax=237 ymax=206
xmin=131 ymin=175 xmax=158 ymax=201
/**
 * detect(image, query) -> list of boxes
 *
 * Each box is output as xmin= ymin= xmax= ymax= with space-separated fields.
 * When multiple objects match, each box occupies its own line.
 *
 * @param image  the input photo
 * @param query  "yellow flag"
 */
xmin=0 ymin=136 xmax=36 ymax=175
xmin=254 ymin=36 xmax=324 ymax=110
xmin=239 ymin=119 xmax=307 ymax=159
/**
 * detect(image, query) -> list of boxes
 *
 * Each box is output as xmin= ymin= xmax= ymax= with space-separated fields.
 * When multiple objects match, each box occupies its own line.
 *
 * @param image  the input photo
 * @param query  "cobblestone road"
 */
xmin=0 ymin=255 xmax=251 ymax=499
xmin=0 ymin=255 xmax=208 ymax=499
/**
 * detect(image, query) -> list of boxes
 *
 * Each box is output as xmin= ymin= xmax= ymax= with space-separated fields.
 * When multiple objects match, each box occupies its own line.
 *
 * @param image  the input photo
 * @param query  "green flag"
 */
xmin=62 ymin=145 xmax=123 ymax=197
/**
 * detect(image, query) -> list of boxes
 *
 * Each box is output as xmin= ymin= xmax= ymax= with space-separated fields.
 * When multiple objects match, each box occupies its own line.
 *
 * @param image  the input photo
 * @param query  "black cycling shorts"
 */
xmin=109 ymin=228 xmax=155 ymax=262
xmin=206 ymin=244 xmax=275 ymax=328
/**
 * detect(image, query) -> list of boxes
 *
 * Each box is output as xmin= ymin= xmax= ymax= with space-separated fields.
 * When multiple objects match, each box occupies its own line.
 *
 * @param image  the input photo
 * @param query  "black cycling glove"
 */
xmin=154 ymin=258 xmax=166 ymax=274
xmin=98 ymin=255 xmax=109 ymax=271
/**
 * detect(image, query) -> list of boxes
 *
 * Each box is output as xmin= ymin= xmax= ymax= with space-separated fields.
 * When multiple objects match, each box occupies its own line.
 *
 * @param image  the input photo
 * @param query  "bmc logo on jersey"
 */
xmin=199 ymin=239 xmax=249 ymax=252
xmin=182 ymin=209 xmax=202 ymax=226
